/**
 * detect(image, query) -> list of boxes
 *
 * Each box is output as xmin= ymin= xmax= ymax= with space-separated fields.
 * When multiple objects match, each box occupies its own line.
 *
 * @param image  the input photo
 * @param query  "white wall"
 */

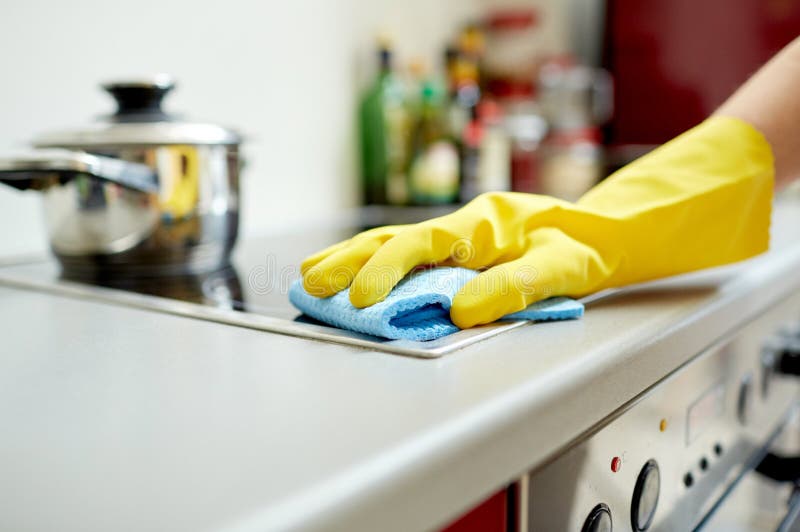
xmin=0 ymin=0 xmax=484 ymax=256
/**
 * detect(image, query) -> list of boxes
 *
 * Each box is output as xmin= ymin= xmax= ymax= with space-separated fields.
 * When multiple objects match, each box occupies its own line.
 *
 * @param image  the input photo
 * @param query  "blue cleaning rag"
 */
xmin=289 ymin=266 xmax=584 ymax=341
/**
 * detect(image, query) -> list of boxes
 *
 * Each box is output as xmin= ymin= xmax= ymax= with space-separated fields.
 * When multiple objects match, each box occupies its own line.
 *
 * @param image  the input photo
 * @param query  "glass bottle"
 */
xmin=359 ymin=41 xmax=411 ymax=205
xmin=407 ymin=77 xmax=460 ymax=205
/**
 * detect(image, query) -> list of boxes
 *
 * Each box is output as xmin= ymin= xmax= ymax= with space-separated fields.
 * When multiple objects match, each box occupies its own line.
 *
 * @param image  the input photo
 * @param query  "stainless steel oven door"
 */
xmin=522 ymin=289 xmax=800 ymax=531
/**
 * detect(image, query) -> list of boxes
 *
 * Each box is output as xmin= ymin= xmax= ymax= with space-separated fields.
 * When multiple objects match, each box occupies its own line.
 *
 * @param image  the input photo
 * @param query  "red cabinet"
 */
xmin=440 ymin=487 xmax=509 ymax=532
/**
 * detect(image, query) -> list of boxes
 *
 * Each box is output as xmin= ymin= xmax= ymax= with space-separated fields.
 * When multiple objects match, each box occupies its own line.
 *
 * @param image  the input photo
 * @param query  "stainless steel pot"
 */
xmin=0 ymin=75 xmax=242 ymax=277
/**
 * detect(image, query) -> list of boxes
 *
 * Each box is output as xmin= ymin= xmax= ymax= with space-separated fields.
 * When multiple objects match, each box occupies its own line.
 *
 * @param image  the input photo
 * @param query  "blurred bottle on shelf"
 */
xmin=457 ymin=23 xmax=486 ymax=72
xmin=443 ymin=42 xmax=481 ymax=203
xmin=444 ymin=46 xmax=481 ymax=149
xmin=537 ymin=57 xmax=613 ymax=200
xmin=356 ymin=10 xmax=613 ymax=207
xmin=460 ymin=117 xmax=482 ymax=202
xmin=359 ymin=36 xmax=411 ymax=205
xmin=479 ymin=8 xmax=549 ymax=196
xmin=483 ymin=8 xmax=541 ymax=100
xmin=538 ymin=57 xmax=613 ymax=132
xmin=539 ymin=128 xmax=603 ymax=200
xmin=475 ymin=100 xmax=511 ymax=198
xmin=460 ymin=99 xmax=515 ymax=203
xmin=504 ymin=99 xmax=548 ymax=194
xmin=407 ymin=62 xmax=460 ymax=205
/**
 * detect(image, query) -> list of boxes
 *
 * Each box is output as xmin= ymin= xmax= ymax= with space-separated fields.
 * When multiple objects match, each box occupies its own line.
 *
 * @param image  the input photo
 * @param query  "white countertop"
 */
xmin=2 ymin=197 xmax=800 ymax=532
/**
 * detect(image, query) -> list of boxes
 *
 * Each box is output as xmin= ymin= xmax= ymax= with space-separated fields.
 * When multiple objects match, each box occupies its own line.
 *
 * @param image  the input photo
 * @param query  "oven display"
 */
xmin=686 ymin=382 xmax=725 ymax=445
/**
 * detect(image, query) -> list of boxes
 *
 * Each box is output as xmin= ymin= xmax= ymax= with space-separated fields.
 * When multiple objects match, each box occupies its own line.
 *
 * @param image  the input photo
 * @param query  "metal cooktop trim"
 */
xmin=0 ymin=271 xmax=531 ymax=358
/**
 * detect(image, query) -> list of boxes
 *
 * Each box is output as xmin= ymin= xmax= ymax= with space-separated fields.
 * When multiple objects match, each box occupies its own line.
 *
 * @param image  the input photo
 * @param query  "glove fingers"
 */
xmin=301 ymin=226 xmax=408 ymax=297
xmin=348 ymin=222 xmax=475 ymax=307
xmin=301 ymin=247 xmax=373 ymax=298
xmin=300 ymin=239 xmax=352 ymax=275
xmin=450 ymin=255 xmax=546 ymax=329
xmin=450 ymin=228 xmax=607 ymax=328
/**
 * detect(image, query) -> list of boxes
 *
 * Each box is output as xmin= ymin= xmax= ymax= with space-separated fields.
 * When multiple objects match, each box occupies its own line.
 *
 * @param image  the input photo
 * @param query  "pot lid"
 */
xmin=33 ymin=75 xmax=241 ymax=148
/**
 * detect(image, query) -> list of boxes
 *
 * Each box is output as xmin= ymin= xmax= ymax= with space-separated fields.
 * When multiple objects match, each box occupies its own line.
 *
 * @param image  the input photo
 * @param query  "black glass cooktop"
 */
xmin=0 ymin=205 xmax=536 ymax=358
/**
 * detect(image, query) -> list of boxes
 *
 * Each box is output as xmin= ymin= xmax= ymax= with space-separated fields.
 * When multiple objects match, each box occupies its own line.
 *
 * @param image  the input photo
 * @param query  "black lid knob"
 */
xmin=102 ymin=75 xmax=175 ymax=122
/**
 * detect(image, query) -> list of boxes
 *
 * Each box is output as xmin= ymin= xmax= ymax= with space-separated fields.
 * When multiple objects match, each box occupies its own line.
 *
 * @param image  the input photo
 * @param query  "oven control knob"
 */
xmin=582 ymin=503 xmax=612 ymax=532
xmin=631 ymin=460 xmax=660 ymax=531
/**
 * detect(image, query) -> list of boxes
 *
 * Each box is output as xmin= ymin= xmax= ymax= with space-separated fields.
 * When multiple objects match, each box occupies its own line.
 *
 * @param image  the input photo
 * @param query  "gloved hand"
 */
xmin=302 ymin=116 xmax=774 ymax=328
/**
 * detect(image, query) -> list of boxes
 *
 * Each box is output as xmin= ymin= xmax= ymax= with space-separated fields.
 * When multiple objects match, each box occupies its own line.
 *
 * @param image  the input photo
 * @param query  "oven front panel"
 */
xmin=525 ymin=291 xmax=800 ymax=531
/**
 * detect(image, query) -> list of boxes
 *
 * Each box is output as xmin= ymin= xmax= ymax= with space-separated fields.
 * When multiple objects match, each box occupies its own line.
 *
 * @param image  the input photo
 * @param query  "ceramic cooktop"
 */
xmin=0 ymin=206 xmax=540 ymax=358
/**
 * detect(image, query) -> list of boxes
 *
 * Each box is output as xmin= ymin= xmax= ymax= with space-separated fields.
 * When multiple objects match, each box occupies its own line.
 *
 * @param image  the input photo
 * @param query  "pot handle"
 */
xmin=0 ymin=149 xmax=158 ymax=193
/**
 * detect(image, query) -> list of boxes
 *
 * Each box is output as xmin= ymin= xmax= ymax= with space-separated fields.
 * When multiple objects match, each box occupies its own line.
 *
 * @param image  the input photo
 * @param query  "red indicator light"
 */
xmin=611 ymin=456 xmax=622 ymax=473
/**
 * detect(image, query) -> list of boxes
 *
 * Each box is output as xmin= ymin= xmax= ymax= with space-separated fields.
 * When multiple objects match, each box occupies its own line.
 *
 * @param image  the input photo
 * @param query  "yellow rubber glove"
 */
xmin=302 ymin=116 xmax=774 ymax=328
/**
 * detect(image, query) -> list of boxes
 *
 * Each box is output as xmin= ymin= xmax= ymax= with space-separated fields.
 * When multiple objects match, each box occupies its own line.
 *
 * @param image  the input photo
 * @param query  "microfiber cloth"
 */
xmin=289 ymin=266 xmax=584 ymax=341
